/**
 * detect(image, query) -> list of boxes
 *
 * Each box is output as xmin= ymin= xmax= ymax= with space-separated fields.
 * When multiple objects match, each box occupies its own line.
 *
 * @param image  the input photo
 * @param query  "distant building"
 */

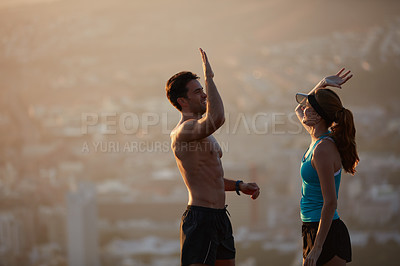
xmin=66 ymin=182 xmax=100 ymax=266
xmin=39 ymin=206 xmax=66 ymax=250
xmin=0 ymin=212 xmax=23 ymax=256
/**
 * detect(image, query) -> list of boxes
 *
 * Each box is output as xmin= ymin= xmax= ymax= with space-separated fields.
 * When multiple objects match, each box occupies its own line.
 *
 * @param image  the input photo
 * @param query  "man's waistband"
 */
xmin=186 ymin=205 xmax=228 ymax=213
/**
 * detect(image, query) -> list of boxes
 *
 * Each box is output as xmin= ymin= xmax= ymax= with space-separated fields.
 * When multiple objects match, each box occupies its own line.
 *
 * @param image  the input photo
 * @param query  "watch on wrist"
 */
xmin=235 ymin=180 xmax=243 ymax=195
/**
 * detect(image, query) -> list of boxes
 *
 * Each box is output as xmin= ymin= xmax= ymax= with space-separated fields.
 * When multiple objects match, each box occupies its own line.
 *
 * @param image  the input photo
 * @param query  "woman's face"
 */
xmin=302 ymin=102 xmax=321 ymax=126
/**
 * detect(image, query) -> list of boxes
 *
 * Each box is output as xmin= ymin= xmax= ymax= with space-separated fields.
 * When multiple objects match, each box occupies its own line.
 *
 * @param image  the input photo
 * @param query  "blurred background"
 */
xmin=1 ymin=0 xmax=400 ymax=265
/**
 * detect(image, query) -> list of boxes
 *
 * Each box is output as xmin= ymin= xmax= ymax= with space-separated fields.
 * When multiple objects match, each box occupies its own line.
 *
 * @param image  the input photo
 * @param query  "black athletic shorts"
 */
xmin=180 ymin=205 xmax=236 ymax=266
xmin=302 ymin=218 xmax=352 ymax=265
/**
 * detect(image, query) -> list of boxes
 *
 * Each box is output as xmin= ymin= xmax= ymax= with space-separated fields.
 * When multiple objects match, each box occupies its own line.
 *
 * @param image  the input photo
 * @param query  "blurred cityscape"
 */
xmin=0 ymin=0 xmax=400 ymax=265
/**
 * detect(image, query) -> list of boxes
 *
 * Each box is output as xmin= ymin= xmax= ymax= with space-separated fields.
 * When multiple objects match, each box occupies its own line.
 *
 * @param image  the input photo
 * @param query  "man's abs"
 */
xmin=173 ymin=138 xmax=225 ymax=208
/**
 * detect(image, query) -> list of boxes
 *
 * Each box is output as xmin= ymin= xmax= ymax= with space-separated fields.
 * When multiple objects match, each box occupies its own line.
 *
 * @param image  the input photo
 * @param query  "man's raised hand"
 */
xmin=199 ymin=48 xmax=214 ymax=79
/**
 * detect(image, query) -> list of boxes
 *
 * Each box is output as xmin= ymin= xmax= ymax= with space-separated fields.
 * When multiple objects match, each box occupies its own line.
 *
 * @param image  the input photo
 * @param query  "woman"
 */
xmin=295 ymin=68 xmax=359 ymax=266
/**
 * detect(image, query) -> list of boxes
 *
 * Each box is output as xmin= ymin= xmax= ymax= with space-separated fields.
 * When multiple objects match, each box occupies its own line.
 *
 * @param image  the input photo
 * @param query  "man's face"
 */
xmin=183 ymin=79 xmax=207 ymax=115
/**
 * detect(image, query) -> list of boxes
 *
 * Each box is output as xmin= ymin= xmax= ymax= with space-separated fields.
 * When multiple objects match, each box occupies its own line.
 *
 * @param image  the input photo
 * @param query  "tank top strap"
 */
xmin=314 ymin=133 xmax=333 ymax=150
xmin=302 ymin=133 xmax=331 ymax=162
xmin=313 ymin=133 xmax=331 ymax=150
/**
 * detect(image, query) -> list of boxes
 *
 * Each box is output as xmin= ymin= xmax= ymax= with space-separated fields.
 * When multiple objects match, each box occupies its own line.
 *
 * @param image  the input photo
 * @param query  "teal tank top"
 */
xmin=300 ymin=135 xmax=341 ymax=222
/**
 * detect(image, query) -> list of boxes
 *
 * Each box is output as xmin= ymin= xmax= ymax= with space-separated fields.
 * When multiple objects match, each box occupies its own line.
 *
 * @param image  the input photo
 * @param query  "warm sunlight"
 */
xmin=0 ymin=0 xmax=399 ymax=265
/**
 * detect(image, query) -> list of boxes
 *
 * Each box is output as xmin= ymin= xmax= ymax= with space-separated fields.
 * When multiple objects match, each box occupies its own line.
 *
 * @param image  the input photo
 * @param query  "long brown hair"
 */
xmin=314 ymin=88 xmax=359 ymax=175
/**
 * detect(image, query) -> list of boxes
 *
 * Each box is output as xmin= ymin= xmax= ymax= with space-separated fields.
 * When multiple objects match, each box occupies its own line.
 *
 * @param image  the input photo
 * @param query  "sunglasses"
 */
xmin=295 ymin=93 xmax=308 ymax=107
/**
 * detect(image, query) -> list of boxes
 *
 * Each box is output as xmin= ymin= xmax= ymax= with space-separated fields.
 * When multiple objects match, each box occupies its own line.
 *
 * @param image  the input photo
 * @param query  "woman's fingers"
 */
xmin=340 ymin=70 xmax=351 ymax=79
xmin=335 ymin=68 xmax=353 ymax=86
xmin=344 ymin=74 xmax=353 ymax=82
xmin=335 ymin=68 xmax=345 ymax=76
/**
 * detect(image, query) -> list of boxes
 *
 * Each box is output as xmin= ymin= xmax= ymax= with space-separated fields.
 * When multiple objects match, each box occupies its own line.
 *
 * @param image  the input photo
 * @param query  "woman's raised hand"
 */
xmin=322 ymin=68 xmax=353 ymax=89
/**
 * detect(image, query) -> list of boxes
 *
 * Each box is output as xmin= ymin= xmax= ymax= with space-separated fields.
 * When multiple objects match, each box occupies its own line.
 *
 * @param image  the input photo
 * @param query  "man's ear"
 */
xmin=177 ymin=97 xmax=187 ymax=108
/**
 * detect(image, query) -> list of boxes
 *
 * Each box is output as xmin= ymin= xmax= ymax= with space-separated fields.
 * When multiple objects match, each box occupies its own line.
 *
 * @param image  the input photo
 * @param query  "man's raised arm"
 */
xmin=200 ymin=48 xmax=225 ymax=128
xmin=177 ymin=48 xmax=225 ymax=141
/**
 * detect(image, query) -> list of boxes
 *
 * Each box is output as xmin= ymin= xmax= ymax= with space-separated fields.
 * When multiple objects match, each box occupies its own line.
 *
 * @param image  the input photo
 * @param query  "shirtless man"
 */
xmin=166 ymin=48 xmax=260 ymax=266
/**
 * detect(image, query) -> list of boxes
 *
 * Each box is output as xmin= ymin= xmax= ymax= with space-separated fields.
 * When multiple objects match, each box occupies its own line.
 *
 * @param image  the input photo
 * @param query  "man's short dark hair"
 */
xmin=166 ymin=71 xmax=200 ymax=111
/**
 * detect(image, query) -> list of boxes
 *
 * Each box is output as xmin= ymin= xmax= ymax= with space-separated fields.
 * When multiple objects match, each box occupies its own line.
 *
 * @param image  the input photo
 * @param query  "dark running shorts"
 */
xmin=180 ymin=205 xmax=236 ymax=266
xmin=302 ymin=218 xmax=352 ymax=265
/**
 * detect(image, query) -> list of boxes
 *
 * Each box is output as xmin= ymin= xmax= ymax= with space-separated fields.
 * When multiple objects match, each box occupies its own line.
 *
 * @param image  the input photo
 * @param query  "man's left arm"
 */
xmin=224 ymin=178 xmax=260 ymax=200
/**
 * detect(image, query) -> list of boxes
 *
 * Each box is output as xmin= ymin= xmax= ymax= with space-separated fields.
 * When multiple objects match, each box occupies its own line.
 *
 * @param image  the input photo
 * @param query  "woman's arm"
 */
xmin=295 ymin=68 xmax=352 ymax=130
xmin=295 ymin=79 xmax=325 ymax=132
xmin=303 ymin=141 xmax=338 ymax=266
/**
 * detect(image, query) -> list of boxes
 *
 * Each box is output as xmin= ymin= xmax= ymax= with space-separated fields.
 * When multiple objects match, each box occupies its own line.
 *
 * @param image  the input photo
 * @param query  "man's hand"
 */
xmin=321 ymin=68 xmax=353 ymax=89
xmin=239 ymin=182 xmax=260 ymax=200
xmin=199 ymin=48 xmax=214 ymax=79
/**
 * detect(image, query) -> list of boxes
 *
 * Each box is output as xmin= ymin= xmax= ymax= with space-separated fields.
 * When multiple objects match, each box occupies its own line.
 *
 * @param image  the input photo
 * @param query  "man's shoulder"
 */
xmin=171 ymin=119 xmax=200 ymax=141
xmin=179 ymin=119 xmax=198 ymax=131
